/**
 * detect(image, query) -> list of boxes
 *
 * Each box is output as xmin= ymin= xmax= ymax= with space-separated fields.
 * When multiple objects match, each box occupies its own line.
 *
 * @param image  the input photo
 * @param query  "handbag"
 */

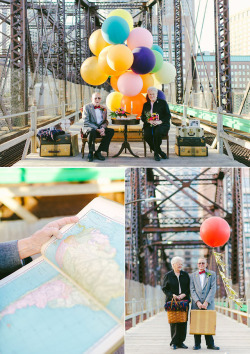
xmin=164 ymin=298 xmax=189 ymax=324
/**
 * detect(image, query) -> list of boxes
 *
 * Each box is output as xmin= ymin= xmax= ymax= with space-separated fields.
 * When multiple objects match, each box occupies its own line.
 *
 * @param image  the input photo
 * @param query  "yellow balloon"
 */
xmin=107 ymin=44 xmax=133 ymax=71
xmin=151 ymin=73 xmax=162 ymax=90
xmin=89 ymin=29 xmax=110 ymax=56
xmin=106 ymin=91 xmax=123 ymax=111
xmin=98 ymin=46 xmax=125 ymax=76
xmin=80 ymin=57 xmax=108 ymax=86
xmin=108 ymin=9 xmax=133 ymax=31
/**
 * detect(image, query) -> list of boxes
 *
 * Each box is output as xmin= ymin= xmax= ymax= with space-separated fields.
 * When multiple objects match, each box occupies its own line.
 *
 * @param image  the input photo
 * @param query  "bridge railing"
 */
xmin=0 ymin=101 xmax=81 ymax=160
xmin=125 ymin=297 xmax=164 ymax=328
xmin=215 ymin=298 xmax=250 ymax=327
xmin=169 ymin=104 xmax=250 ymax=160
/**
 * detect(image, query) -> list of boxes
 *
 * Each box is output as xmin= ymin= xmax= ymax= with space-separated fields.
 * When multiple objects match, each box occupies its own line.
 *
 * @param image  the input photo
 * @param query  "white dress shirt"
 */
xmin=95 ymin=108 xmax=103 ymax=125
xmin=176 ymin=274 xmax=181 ymax=294
xmin=199 ymin=271 xmax=206 ymax=289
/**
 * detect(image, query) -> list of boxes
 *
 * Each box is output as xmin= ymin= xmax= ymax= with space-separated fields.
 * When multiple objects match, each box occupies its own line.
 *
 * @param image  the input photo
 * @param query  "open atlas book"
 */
xmin=0 ymin=197 xmax=124 ymax=354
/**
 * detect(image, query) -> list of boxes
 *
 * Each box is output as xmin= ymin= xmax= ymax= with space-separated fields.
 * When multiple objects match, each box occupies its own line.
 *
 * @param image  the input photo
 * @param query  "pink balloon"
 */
xmin=127 ymin=28 xmax=153 ymax=51
xmin=117 ymin=72 xmax=143 ymax=97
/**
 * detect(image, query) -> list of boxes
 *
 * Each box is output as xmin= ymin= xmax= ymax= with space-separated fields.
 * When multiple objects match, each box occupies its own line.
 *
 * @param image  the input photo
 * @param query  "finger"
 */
xmin=41 ymin=227 xmax=63 ymax=239
xmin=46 ymin=216 xmax=79 ymax=229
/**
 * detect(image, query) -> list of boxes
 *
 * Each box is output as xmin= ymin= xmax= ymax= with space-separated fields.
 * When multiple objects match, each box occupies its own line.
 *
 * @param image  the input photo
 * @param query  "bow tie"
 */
xmin=94 ymin=106 xmax=101 ymax=109
xmin=199 ymin=270 xmax=205 ymax=274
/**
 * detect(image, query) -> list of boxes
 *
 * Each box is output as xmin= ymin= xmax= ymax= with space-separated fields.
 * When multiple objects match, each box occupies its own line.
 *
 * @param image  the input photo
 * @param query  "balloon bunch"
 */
xmin=80 ymin=9 xmax=177 ymax=117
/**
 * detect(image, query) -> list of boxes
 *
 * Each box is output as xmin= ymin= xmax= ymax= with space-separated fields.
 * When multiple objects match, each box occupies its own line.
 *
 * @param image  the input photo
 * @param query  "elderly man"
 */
xmin=82 ymin=92 xmax=114 ymax=162
xmin=190 ymin=257 xmax=220 ymax=351
xmin=141 ymin=87 xmax=171 ymax=161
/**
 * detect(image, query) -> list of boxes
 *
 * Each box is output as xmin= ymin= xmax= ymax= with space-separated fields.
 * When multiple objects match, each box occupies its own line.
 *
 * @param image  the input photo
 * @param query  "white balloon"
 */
xmin=154 ymin=62 xmax=176 ymax=84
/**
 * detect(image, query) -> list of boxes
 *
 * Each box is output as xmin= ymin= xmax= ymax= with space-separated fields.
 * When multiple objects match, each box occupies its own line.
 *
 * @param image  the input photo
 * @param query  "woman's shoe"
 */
xmin=178 ymin=343 xmax=188 ymax=349
xmin=154 ymin=153 xmax=161 ymax=161
xmin=171 ymin=344 xmax=177 ymax=350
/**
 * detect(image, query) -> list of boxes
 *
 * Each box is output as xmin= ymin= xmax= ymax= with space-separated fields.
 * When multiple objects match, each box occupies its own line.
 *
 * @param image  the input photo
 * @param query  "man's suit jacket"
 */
xmin=82 ymin=103 xmax=108 ymax=131
xmin=162 ymin=270 xmax=190 ymax=302
xmin=190 ymin=270 xmax=216 ymax=310
xmin=0 ymin=240 xmax=22 ymax=279
xmin=141 ymin=99 xmax=171 ymax=129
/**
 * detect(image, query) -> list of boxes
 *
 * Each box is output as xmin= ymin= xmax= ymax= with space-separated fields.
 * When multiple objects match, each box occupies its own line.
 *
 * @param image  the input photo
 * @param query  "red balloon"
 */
xmin=200 ymin=217 xmax=230 ymax=247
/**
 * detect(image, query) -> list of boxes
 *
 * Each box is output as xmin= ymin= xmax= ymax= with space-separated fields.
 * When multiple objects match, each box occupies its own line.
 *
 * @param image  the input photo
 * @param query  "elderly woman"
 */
xmin=141 ymin=87 xmax=171 ymax=161
xmin=162 ymin=256 xmax=190 ymax=350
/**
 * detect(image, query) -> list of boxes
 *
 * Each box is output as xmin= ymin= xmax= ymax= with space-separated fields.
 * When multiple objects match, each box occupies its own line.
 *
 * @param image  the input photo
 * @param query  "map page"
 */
xmin=0 ymin=197 xmax=124 ymax=354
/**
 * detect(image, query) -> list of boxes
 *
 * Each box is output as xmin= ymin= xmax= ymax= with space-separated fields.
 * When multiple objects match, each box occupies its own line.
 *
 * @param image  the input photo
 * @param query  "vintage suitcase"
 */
xmin=40 ymin=133 xmax=71 ymax=145
xmin=190 ymin=310 xmax=216 ymax=335
xmin=175 ymin=145 xmax=208 ymax=157
xmin=40 ymin=133 xmax=78 ymax=157
xmin=40 ymin=144 xmax=71 ymax=157
xmin=176 ymin=136 xmax=206 ymax=147
xmin=176 ymin=126 xmax=204 ymax=138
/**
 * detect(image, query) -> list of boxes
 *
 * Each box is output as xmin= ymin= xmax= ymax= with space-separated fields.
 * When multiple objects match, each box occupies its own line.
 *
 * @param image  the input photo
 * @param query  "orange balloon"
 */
xmin=121 ymin=94 xmax=147 ymax=116
xmin=98 ymin=46 xmax=125 ymax=76
xmin=110 ymin=75 xmax=120 ymax=91
xmin=140 ymin=73 xmax=154 ymax=93
xmin=107 ymin=44 xmax=134 ymax=71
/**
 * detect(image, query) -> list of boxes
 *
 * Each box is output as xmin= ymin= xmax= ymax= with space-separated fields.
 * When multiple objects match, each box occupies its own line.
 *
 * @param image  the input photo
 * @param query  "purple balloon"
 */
xmin=131 ymin=47 xmax=156 ymax=75
xmin=157 ymin=90 xmax=166 ymax=100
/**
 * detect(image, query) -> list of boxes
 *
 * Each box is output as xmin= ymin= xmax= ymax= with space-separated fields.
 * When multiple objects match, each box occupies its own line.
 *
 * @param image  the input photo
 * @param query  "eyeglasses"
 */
xmin=94 ymin=97 xmax=101 ymax=99
xmin=198 ymin=262 xmax=205 ymax=264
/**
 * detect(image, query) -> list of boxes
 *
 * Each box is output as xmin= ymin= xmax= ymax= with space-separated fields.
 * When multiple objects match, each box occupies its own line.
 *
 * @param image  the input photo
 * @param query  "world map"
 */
xmin=0 ymin=209 xmax=124 ymax=354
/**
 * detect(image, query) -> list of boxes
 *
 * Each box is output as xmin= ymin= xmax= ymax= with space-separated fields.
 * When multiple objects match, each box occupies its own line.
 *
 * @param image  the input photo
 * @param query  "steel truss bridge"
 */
xmin=0 ymin=0 xmax=249 ymax=165
xmin=125 ymin=167 xmax=245 ymax=300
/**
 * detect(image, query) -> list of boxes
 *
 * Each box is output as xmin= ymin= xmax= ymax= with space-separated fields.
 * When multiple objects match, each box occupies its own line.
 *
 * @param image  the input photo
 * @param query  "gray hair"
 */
xmin=92 ymin=92 xmax=101 ymax=98
xmin=171 ymin=256 xmax=184 ymax=267
xmin=147 ymin=86 xmax=158 ymax=94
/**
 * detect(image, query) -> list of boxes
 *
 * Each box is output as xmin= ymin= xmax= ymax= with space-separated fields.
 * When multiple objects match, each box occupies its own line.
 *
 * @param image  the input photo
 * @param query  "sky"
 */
xmin=195 ymin=0 xmax=250 ymax=52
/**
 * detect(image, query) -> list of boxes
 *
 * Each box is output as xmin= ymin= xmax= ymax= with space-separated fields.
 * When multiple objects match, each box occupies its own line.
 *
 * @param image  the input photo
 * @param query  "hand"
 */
xmin=18 ymin=216 xmax=79 ymax=259
xmin=173 ymin=294 xmax=178 ymax=300
xmin=97 ymin=128 xmax=105 ymax=136
xmin=196 ymin=301 xmax=203 ymax=309
xmin=179 ymin=294 xmax=186 ymax=300
xmin=202 ymin=301 xmax=208 ymax=309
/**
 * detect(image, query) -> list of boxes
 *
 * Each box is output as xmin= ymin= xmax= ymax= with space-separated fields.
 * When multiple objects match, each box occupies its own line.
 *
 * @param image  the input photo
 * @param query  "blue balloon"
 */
xmin=101 ymin=16 xmax=130 ymax=45
xmin=157 ymin=90 xmax=166 ymax=100
xmin=131 ymin=47 xmax=156 ymax=75
xmin=151 ymin=44 xmax=164 ymax=57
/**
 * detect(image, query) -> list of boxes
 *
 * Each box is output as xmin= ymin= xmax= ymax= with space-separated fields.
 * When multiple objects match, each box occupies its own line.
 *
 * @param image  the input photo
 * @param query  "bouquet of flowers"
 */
xmin=110 ymin=108 xmax=129 ymax=119
xmin=146 ymin=112 xmax=159 ymax=125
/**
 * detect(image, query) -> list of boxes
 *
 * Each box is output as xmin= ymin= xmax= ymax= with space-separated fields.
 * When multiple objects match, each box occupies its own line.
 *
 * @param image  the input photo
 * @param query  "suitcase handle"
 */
xmin=48 ymin=150 xmax=60 ymax=153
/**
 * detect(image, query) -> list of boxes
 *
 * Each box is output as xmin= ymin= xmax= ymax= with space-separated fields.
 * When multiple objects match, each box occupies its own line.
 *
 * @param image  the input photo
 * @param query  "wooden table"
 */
xmin=111 ymin=118 xmax=140 ymax=158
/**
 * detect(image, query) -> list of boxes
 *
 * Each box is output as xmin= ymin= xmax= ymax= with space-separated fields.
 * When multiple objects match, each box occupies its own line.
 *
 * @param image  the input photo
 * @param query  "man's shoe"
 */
xmin=88 ymin=152 xmax=93 ymax=162
xmin=171 ymin=344 xmax=177 ymax=350
xmin=154 ymin=154 xmax=161 ymax=161
xmin=193 ymin=345 xmax=201 ymax=350
xmin=159 ymin=150 xmax=167 ymax=159
xmin=207 ymin=346 xmax=220 ymax=350
xmin=178 ymin=343 xmax=188 ymax=349
xmin=94 ymin=151 xmax=105 ymax=161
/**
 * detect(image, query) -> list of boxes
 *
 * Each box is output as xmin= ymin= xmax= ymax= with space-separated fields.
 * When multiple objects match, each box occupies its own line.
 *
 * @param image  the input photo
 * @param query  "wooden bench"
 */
xmin=80 ymin=126 xmax=169 ymax=159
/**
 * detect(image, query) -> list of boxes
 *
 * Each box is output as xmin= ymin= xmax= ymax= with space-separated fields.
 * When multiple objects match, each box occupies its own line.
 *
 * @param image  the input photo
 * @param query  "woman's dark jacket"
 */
xmin=162 ymin=270 xmax=190 ymax=302
xmin=141 ymin=99 xmax=171 ymax=130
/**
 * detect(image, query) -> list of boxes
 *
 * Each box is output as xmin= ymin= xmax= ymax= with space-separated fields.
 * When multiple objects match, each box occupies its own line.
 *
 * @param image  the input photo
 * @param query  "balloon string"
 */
xmin=213 ymin=250 xmax=243 ymax=308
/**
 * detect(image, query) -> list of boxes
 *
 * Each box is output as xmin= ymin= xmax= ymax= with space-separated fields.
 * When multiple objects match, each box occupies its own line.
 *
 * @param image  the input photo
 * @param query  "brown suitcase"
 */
xmin=175 ymin=145 xmax=208 ymax=157
xmin=40 ymin=144 xmax=71 ymax=157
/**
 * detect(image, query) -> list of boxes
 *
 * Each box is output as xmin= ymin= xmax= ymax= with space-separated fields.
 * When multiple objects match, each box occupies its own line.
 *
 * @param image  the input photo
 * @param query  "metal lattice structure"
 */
xmin=126 ymin=168 xmax=246 ymax=299
xmin=174 ymin=0 xmax=183 ymax=104
xmin=214 ymin=0 xmax=232 ymax=112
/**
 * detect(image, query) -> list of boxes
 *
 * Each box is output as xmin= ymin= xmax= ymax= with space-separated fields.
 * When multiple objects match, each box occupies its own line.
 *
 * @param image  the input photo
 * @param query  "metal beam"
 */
xmin=143 ymin=226 xmax=200 ymax=233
